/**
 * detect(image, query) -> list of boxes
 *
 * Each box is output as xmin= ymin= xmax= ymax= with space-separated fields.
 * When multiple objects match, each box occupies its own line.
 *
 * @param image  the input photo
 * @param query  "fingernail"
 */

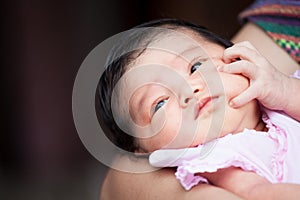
xmin=217 ymin=66 xmax=223 ymax=71
xmin=229 ymin=100 xmax=235 ymax=108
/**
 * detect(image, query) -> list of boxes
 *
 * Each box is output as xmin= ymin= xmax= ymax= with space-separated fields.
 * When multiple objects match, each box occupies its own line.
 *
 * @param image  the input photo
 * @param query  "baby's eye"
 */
xmin=190 ymin=62 xmax=202 ymax=73
xmin=154 ymin=99 xmax=167 ymax=112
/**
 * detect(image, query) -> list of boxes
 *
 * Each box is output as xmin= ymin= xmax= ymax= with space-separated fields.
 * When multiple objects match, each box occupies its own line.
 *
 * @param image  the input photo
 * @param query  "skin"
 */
xmin=201 ymin=167 xmax=300 ymax=200
xmin=230 ymin=23 xmax=300 ymax=121
xmin=117 ymin=29 xmax=263 ymax=153
xmin=101 ymin=160 xmax=242 ymax=200
xmin=100 ymin=22 xmax=300 ymax=200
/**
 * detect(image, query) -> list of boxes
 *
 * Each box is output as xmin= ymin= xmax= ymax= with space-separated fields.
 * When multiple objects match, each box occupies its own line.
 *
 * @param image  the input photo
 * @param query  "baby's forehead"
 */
xmin=125 ymin=29 xmax=221 ymax=72
xmin=144 ymin=30 xmax=209 ymax=56
xmin=149 ymin=30 xmax=206 ymax=52
xmin=131 ymin=45 xmax=208 ymax=68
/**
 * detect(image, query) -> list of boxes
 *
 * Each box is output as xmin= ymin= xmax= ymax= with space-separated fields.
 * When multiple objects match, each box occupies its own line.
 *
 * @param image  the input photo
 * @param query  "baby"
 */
xmin=96 ymin=18 xmax=300 ymax=199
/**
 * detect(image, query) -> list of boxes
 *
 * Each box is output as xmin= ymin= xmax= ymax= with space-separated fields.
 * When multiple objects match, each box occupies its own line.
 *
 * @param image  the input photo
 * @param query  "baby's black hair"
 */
xmin=96 ymin=18 xmax=233 ymax=152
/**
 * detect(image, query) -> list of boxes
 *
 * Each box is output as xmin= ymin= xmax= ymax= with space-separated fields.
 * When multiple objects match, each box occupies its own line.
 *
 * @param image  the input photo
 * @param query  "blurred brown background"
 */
xmin=2 ymin=0 xmax=253 ymax=199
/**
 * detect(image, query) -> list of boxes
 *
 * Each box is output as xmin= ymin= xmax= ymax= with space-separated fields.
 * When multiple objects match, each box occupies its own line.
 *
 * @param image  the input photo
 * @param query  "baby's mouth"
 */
xmin=194 ymin=96 xmax=216 ymax=119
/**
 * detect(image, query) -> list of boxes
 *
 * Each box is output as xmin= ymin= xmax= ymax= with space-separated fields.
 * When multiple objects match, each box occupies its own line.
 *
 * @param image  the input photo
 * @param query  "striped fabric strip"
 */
xmin=246 ymin=16 xmax=300 ymax=26
xmin=239 ymin=0 xmax=300 ymax=64
xmin=240 ymin=5 xmax=300 ymax=18
xmin=255 ymin=20 xmax=300 ymax=37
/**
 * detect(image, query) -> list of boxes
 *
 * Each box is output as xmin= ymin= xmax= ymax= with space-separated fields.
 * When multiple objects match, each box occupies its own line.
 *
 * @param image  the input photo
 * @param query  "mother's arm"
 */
xmin=232 ymin=22 xmax=299 ymax=76
xmin=232 ymin=22 xmax=300 ymax=121
xmin=100 ymin=167 xmax=242 ymax=200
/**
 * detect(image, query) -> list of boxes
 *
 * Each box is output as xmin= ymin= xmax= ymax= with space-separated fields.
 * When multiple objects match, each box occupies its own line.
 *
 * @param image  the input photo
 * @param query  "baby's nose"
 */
xmin=190 ymin=73 xmax=205 ymax=94
xmin=179 ymin=81 xmax=204 ymax=107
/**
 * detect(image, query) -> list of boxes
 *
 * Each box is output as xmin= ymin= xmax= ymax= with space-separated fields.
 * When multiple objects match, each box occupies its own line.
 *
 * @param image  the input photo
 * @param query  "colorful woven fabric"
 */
xmin=239 ymin=0 xmax=300 ymax=64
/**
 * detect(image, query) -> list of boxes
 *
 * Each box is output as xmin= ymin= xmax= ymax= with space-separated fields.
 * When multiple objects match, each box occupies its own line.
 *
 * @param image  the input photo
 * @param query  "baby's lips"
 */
xmin=194 ymin=96 xmax=213 ymax=119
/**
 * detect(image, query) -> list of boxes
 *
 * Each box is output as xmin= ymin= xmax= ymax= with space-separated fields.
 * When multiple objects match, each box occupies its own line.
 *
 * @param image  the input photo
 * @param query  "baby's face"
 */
xmin=113 ymin=29 xmax=260 ymax=152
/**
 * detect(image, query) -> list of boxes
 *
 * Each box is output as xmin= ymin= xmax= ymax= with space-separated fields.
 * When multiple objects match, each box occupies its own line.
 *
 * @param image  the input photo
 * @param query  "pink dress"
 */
xmin=149 ymin=71 xmax=300 ymax=190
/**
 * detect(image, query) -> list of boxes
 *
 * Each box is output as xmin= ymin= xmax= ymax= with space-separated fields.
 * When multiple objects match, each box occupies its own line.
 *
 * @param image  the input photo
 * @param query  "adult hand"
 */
xmin=218 ymin=41 xmax=292 ymax=111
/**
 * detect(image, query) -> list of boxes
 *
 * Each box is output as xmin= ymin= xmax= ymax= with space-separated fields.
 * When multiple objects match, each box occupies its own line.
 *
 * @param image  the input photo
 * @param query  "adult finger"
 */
xmin=229 ymin=86 xmax=259 ymax=108
xmin=234 ymin=41 xmax=258 ymax=52
xmin=218 ymin=60 xmax=257 ymax=79
xmin=223 ymin=44 xmax=264 ymax=64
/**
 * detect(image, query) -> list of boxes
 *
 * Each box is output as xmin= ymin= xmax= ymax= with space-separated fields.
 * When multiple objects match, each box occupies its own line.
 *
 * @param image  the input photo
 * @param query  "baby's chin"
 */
xmin=194 ymin=130 xmax=229 ymax=146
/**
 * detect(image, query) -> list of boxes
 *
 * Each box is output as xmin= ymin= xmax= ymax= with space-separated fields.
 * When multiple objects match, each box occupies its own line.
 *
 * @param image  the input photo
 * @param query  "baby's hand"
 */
xmin=218 ymin=41 xmax=291 ymax=111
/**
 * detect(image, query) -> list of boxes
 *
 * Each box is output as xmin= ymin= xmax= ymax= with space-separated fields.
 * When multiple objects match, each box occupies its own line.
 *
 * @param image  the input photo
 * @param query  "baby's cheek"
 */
xmin=223 ymin=74 xmax=249 ymax=99
xmin=145 ymin=106 xmax=182 ymax=150
xmin=236 ymin=75 xmax=250 ymax=92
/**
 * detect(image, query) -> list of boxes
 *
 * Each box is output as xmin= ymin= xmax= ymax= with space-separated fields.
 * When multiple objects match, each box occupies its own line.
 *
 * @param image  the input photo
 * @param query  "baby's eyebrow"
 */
xmin=136 ymin=91 xmax=148 ymax=113
xmin=173 ymin=46 xmax=207 ymax=62
xmin=172 ymin=45 xmax=197 ymax=59
xmin=130 ymin=85 xmax=153 ymax=122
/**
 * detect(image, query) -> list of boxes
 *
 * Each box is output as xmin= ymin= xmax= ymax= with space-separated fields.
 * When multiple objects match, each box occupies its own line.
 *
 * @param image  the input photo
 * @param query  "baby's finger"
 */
xmin=229 ymin=86 xmax=258 ymax=108
xmin=218 ymin=60 xmax=257 ymax=79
